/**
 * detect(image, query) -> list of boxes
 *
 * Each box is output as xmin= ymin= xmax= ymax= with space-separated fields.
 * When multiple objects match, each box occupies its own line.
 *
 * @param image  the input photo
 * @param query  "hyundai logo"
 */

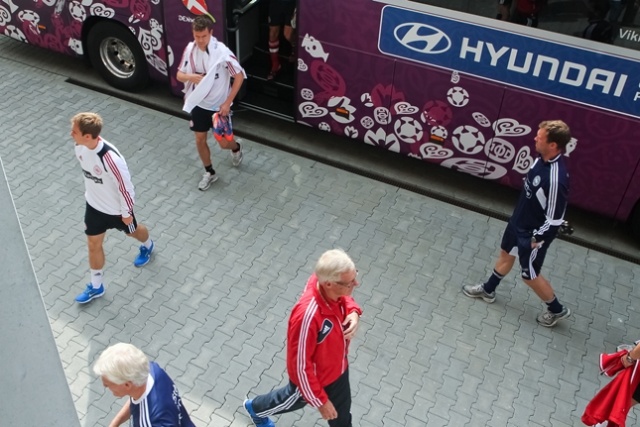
xmin=393 ymin=23 xmax=451 ymax=54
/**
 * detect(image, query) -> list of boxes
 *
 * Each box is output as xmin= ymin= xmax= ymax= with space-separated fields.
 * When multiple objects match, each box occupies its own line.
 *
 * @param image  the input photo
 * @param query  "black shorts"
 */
xmin=634 ymin=381 xmax=640 ymax=403
xmin=269 ymin=0 xmax=295 ymax=27
xmin=500 ymin=222 xmax=552 ymax=280
xmin=189 ymin=105 xmax=216 ymax=132
xmin=84 ymin=202 xmax=137 ymax=236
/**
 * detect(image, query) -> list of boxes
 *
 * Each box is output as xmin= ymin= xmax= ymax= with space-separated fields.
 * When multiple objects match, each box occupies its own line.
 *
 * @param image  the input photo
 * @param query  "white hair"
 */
xmin=315 ymin=249 xmax=356 ymax=283
xmin=93 ymin=343 xmax=149 ymax=386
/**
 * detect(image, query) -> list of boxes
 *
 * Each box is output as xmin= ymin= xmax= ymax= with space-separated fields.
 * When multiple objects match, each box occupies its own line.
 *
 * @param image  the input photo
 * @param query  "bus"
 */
xmin=2 ymin=0 xmax=640 ymax=238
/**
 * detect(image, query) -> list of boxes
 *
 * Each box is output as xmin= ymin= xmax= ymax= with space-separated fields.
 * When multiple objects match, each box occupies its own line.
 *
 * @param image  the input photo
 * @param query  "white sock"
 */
xmin=90 ymin=269 xmax=103 ymax=289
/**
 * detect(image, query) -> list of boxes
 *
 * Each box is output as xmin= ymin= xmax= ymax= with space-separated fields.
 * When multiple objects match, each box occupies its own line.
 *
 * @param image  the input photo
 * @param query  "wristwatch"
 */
xmin=627 ymin=354 xmax=636 ymax=364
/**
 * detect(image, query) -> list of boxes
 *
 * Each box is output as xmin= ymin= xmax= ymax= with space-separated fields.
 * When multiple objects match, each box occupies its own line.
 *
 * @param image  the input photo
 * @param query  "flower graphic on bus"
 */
xmin=181 ymin=0 xmax=215 ymax=23
xmin=310 ymin=61 xmax=345 ymax=102
xmin=129 ymin=0 xmax=151 ymax=23
xmin=370 ymin=83 xmax=404 ymax=110
xmin=364 ymin=128 xmax=400 ymax=152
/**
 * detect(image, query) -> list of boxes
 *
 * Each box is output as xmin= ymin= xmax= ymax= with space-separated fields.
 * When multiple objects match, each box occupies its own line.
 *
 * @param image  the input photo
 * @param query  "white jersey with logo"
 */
xmin=179 ymin=38 xmax=244 ymax=111
xmin=75 ymin=137 xmax=135 ymax=217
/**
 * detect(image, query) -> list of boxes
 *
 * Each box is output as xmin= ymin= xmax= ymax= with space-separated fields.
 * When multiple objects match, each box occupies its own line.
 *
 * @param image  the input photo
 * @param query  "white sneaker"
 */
xmin=462 ymin=283 xmax=496 ymax=303
xmin=536 ymin=306 xmax=571 ymax=327
xmin=198 ymin=172 xmax=218 ymax=191
xmin=231 ymin=142 xmax=243 ymax=167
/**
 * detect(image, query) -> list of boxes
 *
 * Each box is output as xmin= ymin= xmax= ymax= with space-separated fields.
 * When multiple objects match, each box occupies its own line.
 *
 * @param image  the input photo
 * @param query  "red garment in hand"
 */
xmin=582 ymin=350 xmax=640 ymax=427
xmin=516 ymin=0 xmax=547 ymax=15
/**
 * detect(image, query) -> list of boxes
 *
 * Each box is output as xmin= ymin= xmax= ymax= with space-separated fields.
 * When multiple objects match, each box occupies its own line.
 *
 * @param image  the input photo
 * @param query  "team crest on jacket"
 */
xmin=93 ymin=165 xmax=102 ymax=176
xmin=317 ymin=319 xmax=334 ymax=343
xmin=532 ymin=175 xmax=540 ymax=186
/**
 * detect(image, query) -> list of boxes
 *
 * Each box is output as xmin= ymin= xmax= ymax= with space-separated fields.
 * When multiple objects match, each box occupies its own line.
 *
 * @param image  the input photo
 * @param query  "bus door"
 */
xmin=226 ymin=0 xmax=296 ymax=120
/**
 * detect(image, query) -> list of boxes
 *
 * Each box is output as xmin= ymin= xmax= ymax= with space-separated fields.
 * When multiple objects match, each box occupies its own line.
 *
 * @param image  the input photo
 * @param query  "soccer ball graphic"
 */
xmin=447 ymin=86 xmax=470 ymax=107
xmin=394 ymin=117 xmax=423 ymax=143
xmin=18 ymin=10 xmax=40 ymax=24
xmin=452 ymin=125 xmax=485 ymax=155
xmin=69 ymin=1 xmax=86 ymax=22
xmin=5 ymin=25 xmax=27 ymax=42
xmin=421 ymin=100 xmax=453 ymax=126
xmin=318 ymin=122 xmax=331 ymax=132
xmin=430 ymin=125 xmax=448 ymax=143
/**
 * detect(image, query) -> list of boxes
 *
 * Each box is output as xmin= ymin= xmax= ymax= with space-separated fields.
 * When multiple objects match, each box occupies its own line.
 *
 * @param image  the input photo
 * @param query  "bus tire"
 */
xmin=87 ymin=21 xmax=149 ymax=91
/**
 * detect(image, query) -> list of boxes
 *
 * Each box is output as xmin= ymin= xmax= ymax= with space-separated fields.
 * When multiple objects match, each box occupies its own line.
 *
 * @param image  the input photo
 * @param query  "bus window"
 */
xmin=409 ymin=0 xmax=640 ymax=51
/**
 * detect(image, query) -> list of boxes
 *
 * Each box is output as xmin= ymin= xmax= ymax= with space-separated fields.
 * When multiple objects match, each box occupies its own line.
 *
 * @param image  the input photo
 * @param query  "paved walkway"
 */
xmin=1 ymin=43 xmax=640 ymax=427
xmin=2 ymin=36 xmax=637 ymax=262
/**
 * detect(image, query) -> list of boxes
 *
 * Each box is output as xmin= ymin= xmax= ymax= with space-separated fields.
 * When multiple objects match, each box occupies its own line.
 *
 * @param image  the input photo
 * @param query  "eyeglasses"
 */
xmin=334 ymin=270 xmax=359 ymax=288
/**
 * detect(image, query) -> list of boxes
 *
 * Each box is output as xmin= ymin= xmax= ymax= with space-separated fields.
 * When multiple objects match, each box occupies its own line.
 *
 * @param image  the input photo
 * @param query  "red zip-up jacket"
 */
xmin=582 ymin=350 xmax=640 ymax=427
xmin=286 ymin=273 xmax=363 ymax=407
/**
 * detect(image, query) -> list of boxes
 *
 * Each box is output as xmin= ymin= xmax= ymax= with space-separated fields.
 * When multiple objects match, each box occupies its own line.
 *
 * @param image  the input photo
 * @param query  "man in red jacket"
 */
xmin=244 ymin=249 xmax=363 ymax=427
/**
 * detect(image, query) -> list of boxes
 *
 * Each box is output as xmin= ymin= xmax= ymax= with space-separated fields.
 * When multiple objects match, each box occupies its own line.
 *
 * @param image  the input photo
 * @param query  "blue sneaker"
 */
xmin=243 ymin=399 xmax=275 ymax=427
xmin=75 ymin=284 xmax=105 ymax=304
xmin=134 ymin=241 xmax=154 ymax=267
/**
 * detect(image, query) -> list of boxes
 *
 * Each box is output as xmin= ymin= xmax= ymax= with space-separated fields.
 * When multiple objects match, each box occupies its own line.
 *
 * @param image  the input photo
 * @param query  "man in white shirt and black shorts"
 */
xmin=71 ymin=112 xmax=154 ymax=304
xmin=177 ymin=16 xmax=246 ymax=191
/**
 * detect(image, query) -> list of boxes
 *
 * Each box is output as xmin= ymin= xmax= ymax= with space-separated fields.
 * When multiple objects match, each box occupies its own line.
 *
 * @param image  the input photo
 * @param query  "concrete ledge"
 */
xmin=0 ymin=158 xmax=80 ymax=427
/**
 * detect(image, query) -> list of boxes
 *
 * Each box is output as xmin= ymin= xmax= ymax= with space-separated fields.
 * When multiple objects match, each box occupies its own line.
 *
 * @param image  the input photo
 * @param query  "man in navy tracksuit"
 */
xmin=94 ymin=343 xmax=196 ymax=427
xmin=463 ymin=120 xmax=572 ymax=327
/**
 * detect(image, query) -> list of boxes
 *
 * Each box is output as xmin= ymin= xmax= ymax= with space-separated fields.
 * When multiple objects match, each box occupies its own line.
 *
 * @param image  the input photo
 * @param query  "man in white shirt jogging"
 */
xmin=177 ymin=15 xmax=246 ymax=191
xmin=71 ymin=112 xmax=154 ymax=304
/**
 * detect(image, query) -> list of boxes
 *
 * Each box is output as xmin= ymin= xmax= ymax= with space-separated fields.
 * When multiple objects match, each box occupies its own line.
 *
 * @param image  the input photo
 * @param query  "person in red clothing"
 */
xmin=243 ymin=249 xmax=363 ymax=427
xmin=511 ymin=0 xmax=547 ymax=27
xmin=267 ymin=0 xmax=296 ymax=80
xmin=582 ymin=341 xmax=640 ymax=426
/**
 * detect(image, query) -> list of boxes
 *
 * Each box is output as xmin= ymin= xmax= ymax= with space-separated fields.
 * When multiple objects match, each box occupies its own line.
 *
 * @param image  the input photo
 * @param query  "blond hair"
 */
xmin=71 ymin=112 xmax=103 ymax=139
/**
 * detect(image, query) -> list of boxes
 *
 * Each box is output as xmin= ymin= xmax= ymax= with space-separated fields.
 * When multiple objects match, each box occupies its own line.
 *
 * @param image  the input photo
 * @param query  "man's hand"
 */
xmin=219 ymin=101 xmax=232 ymax=116
xmin=530 ymin=239 xmax=544 ymax=249
xmin=190 ymin=73 xmax=204 ymax=85
xmin=121 ymin=215 xmax=133 ymax=226
xmin=343 ymin=311 xmax=360 ymax=340
xmin=318 ymin=400 xmax=338 ymax=420
xmin=622 ymin=352 xmax=636 ymax=368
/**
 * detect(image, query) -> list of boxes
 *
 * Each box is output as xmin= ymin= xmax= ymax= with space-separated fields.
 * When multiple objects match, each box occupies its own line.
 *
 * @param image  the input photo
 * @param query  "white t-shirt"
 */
xmin=179 ymin=42 xmax=244 ymax=111
xmin=75 ymin=138 xmax=135 ymax=217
